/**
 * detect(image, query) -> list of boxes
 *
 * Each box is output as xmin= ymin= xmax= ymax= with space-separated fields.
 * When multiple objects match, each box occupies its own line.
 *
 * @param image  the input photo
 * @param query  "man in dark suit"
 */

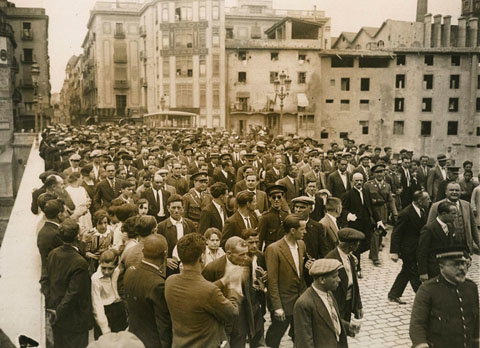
xmin=302 ymin=159 xmax=326 ymax=192
xmin=326 ymin=228 xmax=364 ymax=323
xmin=93 ymin=163 xmax=124 ymax=211
xmin=141 ymin=174 xmax=170 ymax=222
xmin=265 ymin=214 xmax=307 ymax=348
xmin=304 ymin=180 xmax=328 ymax=221
xmin=417 ymin=201 xmax=460 ymax=280
xmin=320 ymin=197 xmax=343 ymax=255
xmin=342 ymin=173 xmax=384 ymax=271
xmin=134 ymin=148 xmax=150 ymax=170
xmin=398 ymin=156 xmax=419 ymax=209
xmin=221 ymin=191 xmax=258 ymax=248
xmin=123 ymin=234 xmax=172 ymax=348
xmin=416 ymin=155 xmax=430 ymax=190
xmin=182 ymin=171 xmax=212 ymax=225
xmin=327 ymin=157 xmax=351 ymax=199
xmin=388 ymin=191 xmax=430 ymax=304
xmin=258 ymin=185 xmax=290 ymax=250
xmin=203 ymin=237 xmax=259 ymax=348
xmin=276 ymin=164 xmax=301 ymax=209
xmin=44 ymin=219 xmax=93 ymax=348
xmin=410 ymin=247 xmax=479 ymax=348
xmin=157 ymin=194 xmax=196 ymax=276
xmin=198 ymin=182 xmax=228 ymax=235
xmin=213 ymin=159 xmax=236 ymax=194
xmin=294 ymin=259 xmax=356 ymax=348
xmin=322 ymin=150 xmax=337 ymax=174
xmin=265 ymin=156 xmax=283 ymax=186
xmin=165 ymin=233 xmax=242 ymax=348
xmin=241 ymin=173 xmax=269 ymax=214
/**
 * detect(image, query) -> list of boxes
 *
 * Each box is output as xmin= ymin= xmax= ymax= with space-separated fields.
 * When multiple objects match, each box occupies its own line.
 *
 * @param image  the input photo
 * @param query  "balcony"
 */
xmin=114 ymin=30 xmax=126 ymax=39
xmin=21 ymin=29 xmax=33 ymax=40
xmin=114 ymin=80 xmax=129 ymax=89
xmin=139 ymin=25 xmax=146 ymax=37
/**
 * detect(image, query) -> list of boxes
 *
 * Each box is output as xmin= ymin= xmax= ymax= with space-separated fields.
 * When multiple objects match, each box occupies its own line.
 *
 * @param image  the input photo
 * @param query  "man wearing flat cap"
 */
xmin=294 ymin=259 xmax=357 ymax=348
xmin=410 ymin=246 xmax=479 ymax=348
xmin=258 ymin=184 xmax=289 ymax=250
xmin=426 ymin=154 xmax=448 ymax=202
xmin=326 ymin=228 xmax=364 ymax=323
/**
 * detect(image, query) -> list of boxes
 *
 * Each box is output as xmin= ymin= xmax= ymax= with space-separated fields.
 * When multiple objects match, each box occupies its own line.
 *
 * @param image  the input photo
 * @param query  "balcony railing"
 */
xmin=114 ymin=80 xmax=129 ymax=89
xmin=139 ymin=25 xmax=146 ymax=37
xmin=114 ymin=30 xmax=126 ymax=39
xmin=21 ymin=29 xmax=33 ymax=40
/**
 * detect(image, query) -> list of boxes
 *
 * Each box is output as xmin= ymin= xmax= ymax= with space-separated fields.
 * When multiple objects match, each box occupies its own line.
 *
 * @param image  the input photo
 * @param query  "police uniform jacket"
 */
xmin=258 ymin=207 xmax=289 ymax=250
xmin=410 ymin=275 xmax=479 ymax=348
xmin=364 ymin=179 xmax=398 ymax=223
xmin=182 ymin=188 xmax=212 ymax=223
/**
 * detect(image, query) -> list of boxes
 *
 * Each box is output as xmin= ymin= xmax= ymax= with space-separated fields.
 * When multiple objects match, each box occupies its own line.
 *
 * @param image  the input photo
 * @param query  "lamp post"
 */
xmin=160 ymin=94 xmax=166 ymax=111
xmin=31 ymin=63 xmax=40 ymax=132
xmin=273 ymin=70 xmax=291 ymax=135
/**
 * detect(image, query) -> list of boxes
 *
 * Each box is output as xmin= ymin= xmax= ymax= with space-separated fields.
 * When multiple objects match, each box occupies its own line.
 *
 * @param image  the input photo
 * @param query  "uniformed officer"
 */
xmin=258 ymin=184 xmax=289 ymax=250
xmin=410 ymin=246 xmax=479 ymax=348
xmin=182 ymin=171 xmax=212 ymax=226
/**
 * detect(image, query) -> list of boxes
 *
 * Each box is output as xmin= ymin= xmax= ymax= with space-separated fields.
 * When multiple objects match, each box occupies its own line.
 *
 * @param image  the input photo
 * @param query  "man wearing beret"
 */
xmin=294 ymin=259 xmax=357 ymax=348
xmin=410 ymin=247 xmax=479 ymax=348
xmin=326 ymin=228 xmax=364 ymax=323
xmin=265 ymin=214 xmax=307 ymax=348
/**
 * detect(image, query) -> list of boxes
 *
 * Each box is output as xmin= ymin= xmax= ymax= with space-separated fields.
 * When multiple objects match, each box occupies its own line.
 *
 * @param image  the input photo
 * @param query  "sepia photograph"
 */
xmin=0 ymin=0 xmax=478 ymax=347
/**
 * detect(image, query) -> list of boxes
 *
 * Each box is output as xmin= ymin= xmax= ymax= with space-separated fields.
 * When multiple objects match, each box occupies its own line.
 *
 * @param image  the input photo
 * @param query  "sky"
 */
xmin=11 ymin=0 xmax=461 ymax=93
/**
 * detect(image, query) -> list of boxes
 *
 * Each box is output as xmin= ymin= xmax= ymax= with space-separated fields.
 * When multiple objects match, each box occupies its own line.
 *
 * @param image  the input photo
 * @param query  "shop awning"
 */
xmin=297 ymin=93 xmax=309 ymax=107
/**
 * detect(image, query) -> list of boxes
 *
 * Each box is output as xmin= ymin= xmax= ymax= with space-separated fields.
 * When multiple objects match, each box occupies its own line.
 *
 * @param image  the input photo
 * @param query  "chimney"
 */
xmin=469 ymin=18 xmax=478 ymax=47
xmin=424 ymin=13 xmax=432 ymax=48
xmin=443 ymin=15 xmax=451 ymax=47
xmin=433 ymin=15 xmax=442 ymax=47
xmin=416 ymin=0 xmax=428 ymax=22
xmin=458 ymin=17 xmax=467 ymax=47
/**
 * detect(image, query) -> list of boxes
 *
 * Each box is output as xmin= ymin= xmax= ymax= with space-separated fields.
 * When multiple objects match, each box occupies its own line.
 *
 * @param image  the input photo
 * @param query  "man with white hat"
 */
xmin=294 ymin=259 xmax=356 ymax=348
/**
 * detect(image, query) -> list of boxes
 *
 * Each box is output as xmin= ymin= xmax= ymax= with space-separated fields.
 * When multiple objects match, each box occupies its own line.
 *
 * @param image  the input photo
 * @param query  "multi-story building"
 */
xmin=1 ymin=0 xmax=50 ymax=131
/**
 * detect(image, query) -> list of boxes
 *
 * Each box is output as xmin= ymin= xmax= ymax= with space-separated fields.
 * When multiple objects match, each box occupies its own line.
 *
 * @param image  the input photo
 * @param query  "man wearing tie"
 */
xmin=221 ymin=191 xmax=258 ymax=248
xmin=388 ymin=191 xmax=430 ymax=304
xmin=399 ymin=156 xmax=418 ymax=209
xmin=93 ymin=163 xmax=123 ymax=211
xmin=427 ymin=154 xmax=448 ymax=202
xmin=198 ymin=182 xmax=229 ymax=235
xmin=183 ymin=171 xmax=212 ymax=225
xmin=416 ymin=156 xmax=430 ymax=190
xmin=276 ymin=165 xmax=301 ymax=209
xmin=320 ymin=197 xmax=342 ymax=256
xmin=417 ymin=201 xmax=459 ymax=280
xmin=140 ymin=174 xmax=171 ymax=222
xmin=327 ymin=157 xmax=351 ymax=199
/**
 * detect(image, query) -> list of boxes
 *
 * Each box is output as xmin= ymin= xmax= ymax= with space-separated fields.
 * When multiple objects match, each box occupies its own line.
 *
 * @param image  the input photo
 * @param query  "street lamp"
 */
xmin=160 ymin=94 xmax=166 ymax=111
xmin=273 ymin=70 xmax=291 ymax=135
xmin=31 ymin=63 xmax=40 ymax=132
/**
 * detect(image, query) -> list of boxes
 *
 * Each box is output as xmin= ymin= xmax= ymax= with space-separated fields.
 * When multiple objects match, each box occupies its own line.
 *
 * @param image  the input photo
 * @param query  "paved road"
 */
xmin=273 ymin=230 xmax=480 ymax=348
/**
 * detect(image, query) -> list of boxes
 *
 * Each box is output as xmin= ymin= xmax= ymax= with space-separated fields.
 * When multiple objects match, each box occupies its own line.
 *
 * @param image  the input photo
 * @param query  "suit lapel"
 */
xmin=279 ymin=239 xmax=300 ymax=277
xmin=310 ymin=288 xmax=336 ymax=334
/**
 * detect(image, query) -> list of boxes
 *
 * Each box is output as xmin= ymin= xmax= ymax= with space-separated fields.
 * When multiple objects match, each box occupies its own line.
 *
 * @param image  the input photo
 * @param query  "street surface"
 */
xmin=273 ymin=230 xmax=480 ymax=348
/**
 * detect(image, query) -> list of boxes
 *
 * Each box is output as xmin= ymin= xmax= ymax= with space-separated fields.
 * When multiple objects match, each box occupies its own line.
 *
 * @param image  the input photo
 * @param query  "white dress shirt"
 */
xmin=337 ymin=247 xmax=353 ymax=287
xmin=312 ymin=285 xmax=341 ymax=341
xmin=212 ymin=200 xmax=225 ymax=226
xmin=285 ymin=238 xmax=300 ymax=276
xmin=91 ymin=267 xmax=121 ymax=334
xmin=339 ymin=170 xmax=348 ymax=188
xmin=170 ymin=217 xmax=184 ymax=239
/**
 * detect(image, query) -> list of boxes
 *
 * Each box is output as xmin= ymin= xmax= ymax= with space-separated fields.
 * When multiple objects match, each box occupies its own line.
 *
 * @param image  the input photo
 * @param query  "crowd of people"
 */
xmin=32 ymin=124 xmax=480 ymax=348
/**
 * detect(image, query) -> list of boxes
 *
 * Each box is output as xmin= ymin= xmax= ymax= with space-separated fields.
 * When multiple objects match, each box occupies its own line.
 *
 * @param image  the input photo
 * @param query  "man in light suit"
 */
xmin=303 ymin=159 xmax=327 ymax=192
xmin=221 ymin=191 xmax=258 ymax=248
xmin=265 ymin=214 xmax=307 ymax=348
xmin=294 ymin=259 xmax=356 ymax=348
xmin=326 ymin=228 xmax=364 ymax=323
xmin=276 ymin=164 xmax=301 ymax=209
xmin=320 ymin=197 xmax=343 ymax=255
xmin=241 ymin=173 xmax=269 ymax=214
xmin=426 ymin=154 xmax=448 ymax=202
xmin=416 ymin=155 xmax=430 ymax=190
xmin=327 ymin=157 xmax=351 ymax=199
xmin=427 ymin=182 xmax=479 ymax=255
xmin=322 ymin=150 xmax=337 ymax=175
xmin=140 ymin=174 xmax=171 ymax=222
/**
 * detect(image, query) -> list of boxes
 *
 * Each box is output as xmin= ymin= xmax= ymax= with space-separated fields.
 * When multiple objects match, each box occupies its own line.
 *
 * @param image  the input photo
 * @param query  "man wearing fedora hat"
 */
xmin=427 ymin=154 xmax=448 ymax=202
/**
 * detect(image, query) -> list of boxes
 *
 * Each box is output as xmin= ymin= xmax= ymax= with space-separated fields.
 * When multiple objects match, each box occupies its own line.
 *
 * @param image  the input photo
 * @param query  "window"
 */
xmin=175 ymin=29 xmax=193 ymax=48
xmin=226 ymin=28 xmax=233 ymax=39
xmin=270 ymin=52 xmax=279 ymax=61
xmin=22 ymin=22 xmax=32 ymax=39
xmin=115 ymin=23 xmax=124 ymax=36
xmin=199 ymin=30 xmax=206 ymax=48
xmin=213 ymin=84 xmax=220 ymax=108
xmin=321 ymin=131 xmax=329 ymax=139
xmin=359 ymin=121 xmax=369 ymax=134
xmin=360 ymin=99 xmax=369 ymax=110
xmin=238 ymin=72 xmax=247 ymax=83
xmin=162 ymin=7 xmax=169 ymax=21
xmin=163 ymin=60 xmax=169 ymax=78
xmin=298 ymin=72 xmax=307 ymax=84
xmin=175 ymin=56 xmax=193 ymax=77
xmin=298 ymin=54 xmax=307 ymax=62
xmin=478 ymin=75 xmax=480 ymax=89
xmin=326 ymin=99 xmax=334 ymax=104
xmin=450 ymin=75 xmax=460 ymax=89
xmin=451 ymin=55 xmax=461 ymax=66
xmin=331 ymin=56 xmax=354 ymax=68
xmin=251 ymin=26 xmax=261 ymax=39
xmin=330 ymin=79 xmax=335 ymax=86
xmin=396 ymin=55 xmax=406 ymax=66
xmin=477 ymin=98 xmax=480 ymax=112
xmin=116 ymin=95 xmax=127 ymax=116
xmin=339 ymin=132 xmax=349 ymax=138
xmin=447 ymin=121 xmax=458 ymax=135
xmin=200 ymin=55 xmax=206 ymax=76
xmin=212 ymin=3 xmax=219 ymax=20
xmin=421 ymin=121 xmax=432 ymax=136
xmin=270 ymin=71 xmax=278 ymax=84
xmin=359 ymin=57 xmax=390 ymax=68
xmin=238 ymin=51 xmax=247 ymax=61
xmin=396 ymin=74 xmax=405 ymax=88
xmin=394 ymin=98 xmax=404 ymax=112
xmin=200 ymin=84 xmax=206 ymax=108
xmin=340 ymin=100 xmax=350 ymax=111
xmin=176 ymin=83 xmax=193 ymax=107
xmin=162 ymin=32 xmax=169 ymax=48
xmin=23 ymin=48 xmax=33 ymax=63
xmin=199 ymin=6 xmax=206 ymax=20
xmin=341 ymin=78 xmax=350 ymax=91
xmin=213 ymin=54 xmax=219 ymax=76
xmin=449 ymin=98 xmax=459 ymax=112
xmin=424 ymin=75 xmax=433 ymax=89
xmin=360 ymin=78 xmax=370 ymax=91
xmin=393 ymin=121 xmax=404 ymax=135
xmin=422 ymin=98 xmax=432 ymax=112
xmin=212 ymin=33 xmax=220 ymax=47
xmin=113 ymin=42 xmax=127 ymax=63
xmin=424 ymin=55 xmax=434 ymax=66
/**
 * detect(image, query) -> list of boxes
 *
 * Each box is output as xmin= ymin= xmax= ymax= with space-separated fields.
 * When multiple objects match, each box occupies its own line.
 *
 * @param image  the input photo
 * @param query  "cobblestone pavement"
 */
xmin=271 ymin=230 xmax=480 ymax=348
